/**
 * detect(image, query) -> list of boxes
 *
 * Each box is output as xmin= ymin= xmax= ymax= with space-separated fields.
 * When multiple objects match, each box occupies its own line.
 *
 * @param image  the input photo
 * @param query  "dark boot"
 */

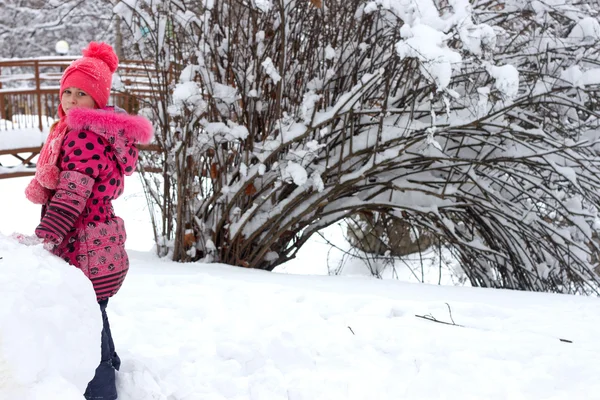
xmin=84 ymin=299 xmax=118 ymax=400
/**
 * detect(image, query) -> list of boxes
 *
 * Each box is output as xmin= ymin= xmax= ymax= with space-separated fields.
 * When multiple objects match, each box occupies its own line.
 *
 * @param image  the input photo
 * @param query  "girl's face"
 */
xmin=61 ymin=87 xmax=96 ymax=114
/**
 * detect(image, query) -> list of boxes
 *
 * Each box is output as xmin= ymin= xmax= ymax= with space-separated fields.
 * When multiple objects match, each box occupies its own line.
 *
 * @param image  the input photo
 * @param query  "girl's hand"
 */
xmin=34 ymin=227 xmax=63 ymax=247
xmin=11 ymin=233 xmax=44 ymax=246
xmin=11 ymin=233 xmax=56 ymax=251
xmin=43 ymin=241 xmax=56 ymax=251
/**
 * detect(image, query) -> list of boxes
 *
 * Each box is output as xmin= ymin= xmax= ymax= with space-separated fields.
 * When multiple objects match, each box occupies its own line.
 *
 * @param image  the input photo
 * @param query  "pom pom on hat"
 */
xmin=82 ymin=42 xmax=119 ymax=73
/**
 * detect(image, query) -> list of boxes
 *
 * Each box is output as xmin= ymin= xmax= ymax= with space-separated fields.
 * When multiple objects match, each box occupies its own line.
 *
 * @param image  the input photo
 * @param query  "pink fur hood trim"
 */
xmin=66 ymin=107 xmax=154 ymax=144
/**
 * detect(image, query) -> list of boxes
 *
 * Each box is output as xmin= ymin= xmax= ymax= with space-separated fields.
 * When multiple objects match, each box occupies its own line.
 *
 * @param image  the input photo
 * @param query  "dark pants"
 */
xmin=84 ymin=299 xmax=121 ymax=400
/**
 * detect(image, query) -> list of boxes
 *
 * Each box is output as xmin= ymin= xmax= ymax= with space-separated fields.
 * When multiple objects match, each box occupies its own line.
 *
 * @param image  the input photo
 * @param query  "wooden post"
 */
xmin=0 ymin=65 xmax=4 ymax=121
xmin=34 ymin=60 xmax=43 ymax=132
xmin=115 ymin=15 xmax=124 ymax=60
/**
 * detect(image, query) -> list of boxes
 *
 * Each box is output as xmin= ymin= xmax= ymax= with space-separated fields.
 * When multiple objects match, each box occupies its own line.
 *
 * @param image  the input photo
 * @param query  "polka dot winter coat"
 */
xmin=35 ymin=107 xmax=153 ymax=300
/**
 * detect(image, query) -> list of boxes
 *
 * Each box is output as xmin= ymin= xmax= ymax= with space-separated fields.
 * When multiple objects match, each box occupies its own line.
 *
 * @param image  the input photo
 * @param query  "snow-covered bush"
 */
xmin=114 ymin=0 xmax=600 ymax=294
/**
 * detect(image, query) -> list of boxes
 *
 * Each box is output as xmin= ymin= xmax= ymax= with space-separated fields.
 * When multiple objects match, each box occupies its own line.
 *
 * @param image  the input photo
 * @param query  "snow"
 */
xmin=0 ymin=234 xmax=101 ymax=399
xmin=169 ymin=79 xmax=208 ymax=116
xmin=568 ymin=17 xmax=600 ymax=42
xmin=458 ymin=22 xmax=496 ymax=56
xmin=253 ymin=0 xmax=273 ymax=13
xmin=212 ymin=83 xmax=238 ymax=105
xmin=325 ymin=45 xmax=336 ymax=60
xmin=203 ymin=120 xmax=249 ymax=141
xmin=113 ymin=2 xmax=135 ymax=27
xmin=300 ymin=91 xmax=321 ymax=124
xmin=363 ymin=2 xmax=378 ymax=14
xmin=178 ymin=64 xmax=199 ymax=83
xmin=0 ymin=120 xmax=52 ymax=177
xmin=562 ymin=66 xmax=600 ymax=87
xmin=0 ymin=117 xmax=52 ymax=150
xmin=484 ymin=62 xmax=520 ymax=100
xmin=261 ymin=57 xmax=281 ymax=84
xmin=2 ymin=175 xmax=600 ymax=399
xmin=396 ymin=24 xmax=462 ymax=90
xmin=561 ymin=65 xmax=583 ymax=88
xmin=283 ymin=161 xmax=308 ymax=186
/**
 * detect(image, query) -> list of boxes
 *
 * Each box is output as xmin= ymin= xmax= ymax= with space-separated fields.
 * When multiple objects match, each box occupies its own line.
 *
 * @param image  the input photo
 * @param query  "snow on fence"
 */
xmin=0 ymin=57 xmax=161 ymax=178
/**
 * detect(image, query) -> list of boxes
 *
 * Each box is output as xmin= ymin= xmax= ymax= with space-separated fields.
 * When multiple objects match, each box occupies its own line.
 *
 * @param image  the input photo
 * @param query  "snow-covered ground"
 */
xmin=2 ymin=175 xmax=600 ymax=400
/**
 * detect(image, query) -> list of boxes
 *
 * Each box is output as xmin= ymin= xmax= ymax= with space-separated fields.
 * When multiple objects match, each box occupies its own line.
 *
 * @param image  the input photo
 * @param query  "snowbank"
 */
xmin=109 ymin=254 xmax=600 ymax=400
xmin=0 ymin=234 xmax=101 ymax=400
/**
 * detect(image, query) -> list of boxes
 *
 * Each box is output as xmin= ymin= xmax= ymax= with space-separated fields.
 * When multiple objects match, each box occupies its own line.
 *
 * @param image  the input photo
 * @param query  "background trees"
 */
xmin=0 ymin=0 xmax=114 ymax=59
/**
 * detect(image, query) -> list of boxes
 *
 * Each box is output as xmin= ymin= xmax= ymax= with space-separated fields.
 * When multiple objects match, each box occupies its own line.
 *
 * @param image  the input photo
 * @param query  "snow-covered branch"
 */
xmin=117 ymin=0 xmax=600 ymax=294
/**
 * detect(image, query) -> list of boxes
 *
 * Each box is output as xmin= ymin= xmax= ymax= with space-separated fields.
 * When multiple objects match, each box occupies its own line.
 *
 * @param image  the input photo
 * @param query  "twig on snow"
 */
xmin=415 ymin=313 xmax=463 ymax=327
xmin=415 ymin=305 xmax=573 ymax=343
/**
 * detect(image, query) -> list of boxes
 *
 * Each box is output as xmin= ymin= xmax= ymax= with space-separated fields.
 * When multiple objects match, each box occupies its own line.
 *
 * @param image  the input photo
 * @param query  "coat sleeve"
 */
xmin=35 ymin=130 xmax=107 ymax=245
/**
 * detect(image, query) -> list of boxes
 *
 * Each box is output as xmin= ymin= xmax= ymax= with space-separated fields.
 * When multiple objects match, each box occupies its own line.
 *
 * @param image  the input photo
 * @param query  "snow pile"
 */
xmin=0 ymin=234 xmax=101 ymax=400
xmin=111 ymin=257 xmax=600 ymax=400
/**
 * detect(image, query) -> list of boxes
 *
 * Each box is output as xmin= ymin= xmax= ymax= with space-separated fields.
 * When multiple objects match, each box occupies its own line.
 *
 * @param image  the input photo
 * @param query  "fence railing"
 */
xmin=0 ymin=57 xmax=161 ymax=178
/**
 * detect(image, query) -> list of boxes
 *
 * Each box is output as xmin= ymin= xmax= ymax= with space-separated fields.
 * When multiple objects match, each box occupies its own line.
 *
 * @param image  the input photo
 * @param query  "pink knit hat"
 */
xmin=60 ymin=42 xmax=119 ymax=109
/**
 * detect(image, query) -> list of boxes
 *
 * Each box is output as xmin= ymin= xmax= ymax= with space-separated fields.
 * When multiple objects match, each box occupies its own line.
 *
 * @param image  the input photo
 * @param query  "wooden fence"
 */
xmin=0 ymin=57 xmax=160 ymax=178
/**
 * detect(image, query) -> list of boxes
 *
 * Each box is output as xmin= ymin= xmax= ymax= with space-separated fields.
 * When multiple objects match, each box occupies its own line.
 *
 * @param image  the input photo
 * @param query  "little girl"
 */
xmin=24 ymin=42 xmax=153 ymax=399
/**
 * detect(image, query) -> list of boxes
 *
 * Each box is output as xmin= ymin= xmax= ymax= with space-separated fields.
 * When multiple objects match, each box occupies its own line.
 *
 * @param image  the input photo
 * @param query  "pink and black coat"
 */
xmin=35 ymin=107 xmax=153 ymax=300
